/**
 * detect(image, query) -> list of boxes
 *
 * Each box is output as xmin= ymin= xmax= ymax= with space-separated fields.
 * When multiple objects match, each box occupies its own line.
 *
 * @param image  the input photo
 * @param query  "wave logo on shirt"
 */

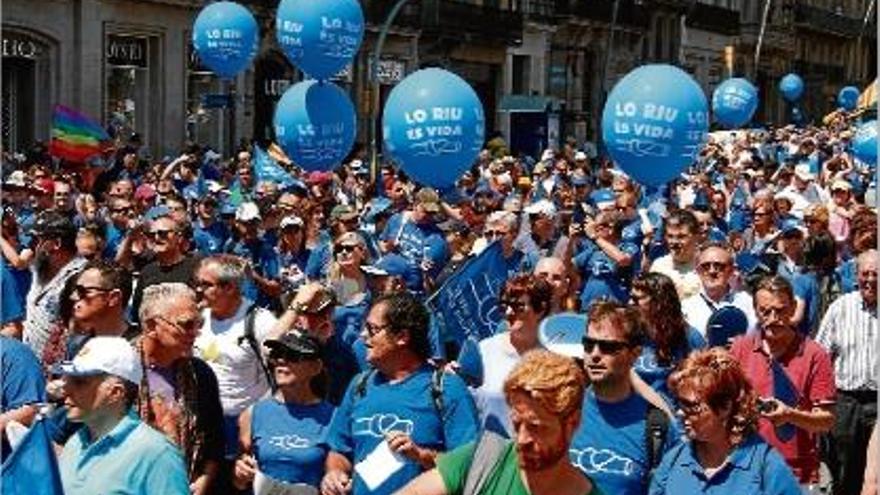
xmin=569 ymin=447 xmax=637 ymax=476
xmin=353 ymin=414 xmax=414 ymax=438
xmin=634 ymin=353 xmax=661 ymax=374
xmin=268 ymin=434 xmax=311 ymax=450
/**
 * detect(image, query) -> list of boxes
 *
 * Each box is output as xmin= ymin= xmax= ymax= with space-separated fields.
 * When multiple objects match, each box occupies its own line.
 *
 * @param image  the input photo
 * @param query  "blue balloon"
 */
xmin=838 ymin=86 xmax=860 ymax=111
xmin=192 ymin=2 xmax=259 ymax=79
xmin=712 ymin=78 xmax=759 ymax=128
xmin=273 ymin=80 xmax=357 ymax=172
xmin=276 ymin=0 xmax=364 ymax=80
xmin=383 ymin=68 xmax=485 ymax=188
xmin=853 ymin=120 xmax=877 ymax=166
xmin=779 ymin=73 xmax=804 ymax=102
xmin=601 ymin=64 xmax=708 ymax=187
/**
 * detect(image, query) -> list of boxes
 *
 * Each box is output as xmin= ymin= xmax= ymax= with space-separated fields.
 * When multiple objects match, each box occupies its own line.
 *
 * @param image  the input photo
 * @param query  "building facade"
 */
xmin=1 ymin=0 xmax=875 ymax=159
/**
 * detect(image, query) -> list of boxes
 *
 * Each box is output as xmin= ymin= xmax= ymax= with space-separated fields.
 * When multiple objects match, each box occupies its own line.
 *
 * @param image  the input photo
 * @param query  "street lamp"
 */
xmin=368 ymin=0 xmax=414 ymax=185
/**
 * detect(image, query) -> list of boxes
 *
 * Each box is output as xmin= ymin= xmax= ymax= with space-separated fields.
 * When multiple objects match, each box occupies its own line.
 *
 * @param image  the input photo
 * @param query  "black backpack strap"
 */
xmin=644 ymin=404 xmax=670 ymax=484
xmin=462 ymin=431 xmax=508 ymax=495
xmin=354 ymin=369 xmax=375 ymax=400
xmin=241 ymin=305 xmax=275 ymax=391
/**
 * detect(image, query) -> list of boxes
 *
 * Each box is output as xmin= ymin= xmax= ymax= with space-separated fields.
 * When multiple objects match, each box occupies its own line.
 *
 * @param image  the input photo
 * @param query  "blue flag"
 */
xmin=253 ymin=145 xmax=302 ymax=191
xmin=1 ymin=418 xmax=64 ymax=495
xmin=426 ymin=241 xmax=509 ymax=345
xmin=770 ymin=359 xmax=800 ymax=442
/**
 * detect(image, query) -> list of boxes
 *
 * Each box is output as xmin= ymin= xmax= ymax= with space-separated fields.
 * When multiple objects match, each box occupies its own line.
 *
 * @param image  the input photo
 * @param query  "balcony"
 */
xmin=555 ymin=0 xmax=650 ymax=28
xmin=365 ymin=0 xmax=523 ymax=45
xmin=793 ymin=3 xmax=868 ymax=38
xmin=686 ymin=3 xmax=740 ymax=35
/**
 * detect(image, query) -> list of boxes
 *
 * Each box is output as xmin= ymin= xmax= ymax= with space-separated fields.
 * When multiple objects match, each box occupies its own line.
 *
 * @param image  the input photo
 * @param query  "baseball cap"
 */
xmin=365 ymin=197 xmax=393 ymax=222
xmin=361 ymin=253 xmax=412 ymax=277
xmin=30 ymin=211 xmax=76 ymax=239
xmin=280 ymin=215 xmax=305 ymax=229
xmin=779 ymin=218 xmax=807 ymax=237
xmin=793 ymin=164 xmax=815 ymax=181
xmin=330 ymin=205 xmax=358 ymax=222
xmin=54 ymin=336 xmax=142 ymax=384
xmin=830 ymin=179 xmax=852 ymax=192
xmin=3 ymin=170 xmax=26 ymax=188
xmin=306 ymin=171 xmax=333 ymax=186
xmin=264 ymin=332 xmax=322 ymax=360
xmin=32 ymin=178 xmax=55 ymax=195
xmin=144 ymin=205 xmax=172 ymax=221
xmin=134 ymin=184 xmax=157 ymax=201
xmin=523 ymin=199 xmax=557 ymax=217
xmin=415 ymin=188 xmax=442 ymax=213
xmin=533 ymin=162 xmax=548 ymax=175
xmin=574 ymin=151 xmax=588 ymax=161
xmin=235 ymin=202 xmax=261 ymax=222
xmin=706 ymin=306 xmax=749 ymax=348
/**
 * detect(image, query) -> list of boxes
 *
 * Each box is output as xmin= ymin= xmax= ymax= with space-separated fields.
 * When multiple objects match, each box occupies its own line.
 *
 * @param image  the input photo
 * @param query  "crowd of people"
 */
xmin=0 ymin=117 xmax=877 ymax=495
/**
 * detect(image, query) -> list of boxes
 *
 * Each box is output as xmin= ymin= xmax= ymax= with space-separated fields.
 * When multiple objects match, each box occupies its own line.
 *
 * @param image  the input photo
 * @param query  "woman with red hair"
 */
xmin=649 ymin=348 xmax=800 ymax=494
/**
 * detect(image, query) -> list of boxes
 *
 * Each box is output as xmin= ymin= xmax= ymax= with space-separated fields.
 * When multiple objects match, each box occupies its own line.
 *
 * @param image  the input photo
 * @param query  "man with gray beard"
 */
xmin=23 ymin=211 xmax=86 ymax=357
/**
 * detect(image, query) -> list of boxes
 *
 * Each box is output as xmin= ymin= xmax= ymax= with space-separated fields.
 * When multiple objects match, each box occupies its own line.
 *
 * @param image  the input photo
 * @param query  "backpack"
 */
xmin=644 ymin=403 xmax=670 ymax=486
xmin=462 ymin=430 xmax=509 ymax=495
xmin=353 ymin=366 xmax=446 ymax=415
xmin=238 ymin=305 xmax=275 ymax=390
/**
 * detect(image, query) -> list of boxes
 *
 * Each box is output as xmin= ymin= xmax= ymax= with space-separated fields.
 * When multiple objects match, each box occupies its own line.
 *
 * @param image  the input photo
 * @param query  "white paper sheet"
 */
xmin=253 ymin=470 xmax=318 ymax=495
xmin=353 ymin=440 xmax=407 ymax=491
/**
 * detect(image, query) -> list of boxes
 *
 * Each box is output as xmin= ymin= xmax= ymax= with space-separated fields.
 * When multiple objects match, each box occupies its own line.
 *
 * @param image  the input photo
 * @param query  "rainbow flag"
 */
xmin=49 ymin=105 xmax=111 ymax=163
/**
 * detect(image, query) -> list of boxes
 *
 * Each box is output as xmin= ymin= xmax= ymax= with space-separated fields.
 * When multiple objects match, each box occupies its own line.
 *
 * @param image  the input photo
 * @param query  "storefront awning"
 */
xmin=498 ymin=95 xmax=561 ymax=113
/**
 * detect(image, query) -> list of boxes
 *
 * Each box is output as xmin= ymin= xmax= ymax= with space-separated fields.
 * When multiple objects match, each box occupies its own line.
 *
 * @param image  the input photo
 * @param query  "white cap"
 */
xmin=541 ymin=149 xmax=555 ymax=162
xmin=54 ymin=337 xmax=142 ymax=384
xmin=350 ymin=159 xmax=363 ymax=170
xmin=3 ymin=170 xmax=26 ymax=188
xmin=794 ymin=164 xmax=815 ymax=181
xmin=235 ymin=202 xmax=261 ymax=222
xmin=574 ymin=151 xmax=587 ymax=161
xmin=523 ymin=199 xmax=557 ymax=217
xmin=280 ymin=215 xmax=304 ymax=229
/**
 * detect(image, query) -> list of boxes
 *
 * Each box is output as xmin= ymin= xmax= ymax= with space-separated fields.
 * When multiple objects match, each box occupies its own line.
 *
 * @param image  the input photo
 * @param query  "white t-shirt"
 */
xmin=471 ymin=332 xmax=528 ymax=437
xmin=649 ymin=255 xmax=701 ymax=301
xmin=681 ymin=289 xmax=758 ymax=339
xmin=194 ymin=301 xmax=277 ymax=416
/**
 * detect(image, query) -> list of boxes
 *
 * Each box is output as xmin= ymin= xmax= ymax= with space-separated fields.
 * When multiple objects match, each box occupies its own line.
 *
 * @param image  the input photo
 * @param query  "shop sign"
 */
xmin=106 ymin=35 xmax=148 ymax=68
xmin=376 ymin=60 xmax=405 ymax=85
xmin=2 ymin=35 xmax=40 ymax=59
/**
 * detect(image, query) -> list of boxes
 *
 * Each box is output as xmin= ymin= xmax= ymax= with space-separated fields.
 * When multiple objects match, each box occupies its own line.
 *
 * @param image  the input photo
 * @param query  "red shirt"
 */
xmin=730 ymin=332 xmax=836 ymax=483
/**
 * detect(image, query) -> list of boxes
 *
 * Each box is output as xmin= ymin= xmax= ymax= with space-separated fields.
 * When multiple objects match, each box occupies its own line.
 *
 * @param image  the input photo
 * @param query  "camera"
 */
xmin=757 ymin=398 xmax=778 ymax=414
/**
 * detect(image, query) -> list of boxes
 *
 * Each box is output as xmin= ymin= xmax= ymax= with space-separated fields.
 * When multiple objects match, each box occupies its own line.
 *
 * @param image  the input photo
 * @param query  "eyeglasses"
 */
xmin=677 ymin=397 xmax=708 ymax=417
xmin=334 ymin=244 xmax=359 ymax=255
xmin=147 ymin=229 xmax=175 ymax=241
xmin=499 ymin=299 xmax=529 ymax=313
xmin=364 ymin=321 xmax=392 ymax=337
xmin=698 ymin=261 xmax=731 ymax=273
xmin=756 ymin=306 xmax=789 ymax=320
xmin=581 ymin=336 xmax=631 ymax=355
xmin=70 ymin=285 xmax=113 ymax=301
xmin=155 ymin=315 xmax=203 ymax=335
xmin=484 ymin=229 xmax=508 ymax=240
xmin=110 ymin=206 xmax=133 ymax=214
xmin=194 ymin=279 xmax=221 ymax=291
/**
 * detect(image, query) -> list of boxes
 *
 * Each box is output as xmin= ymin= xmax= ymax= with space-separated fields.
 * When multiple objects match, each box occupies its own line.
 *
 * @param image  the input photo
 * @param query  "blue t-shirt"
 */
xmin=792 ymin=272 xmax=820 ymax=336
xmin=194 ymin=220 xmax=230 ymax=255
xmin=634 ymin=327 xmax=706 ymax=403
xmin=835 ymin=258 xmax=858 ymax=294
xmin=326 ymin=366 xmax=479 ymax=495
xmin=225 ymin=238 xmax=280 ymax=308
xmin=575 ymin=239 xmax=639 ymax=309
xmin=0 ymin=336 xmax=46 ymax=411
xmin=1 ymin=264 xmax=25 ymax=325
xmin=380 ymin=214 xmax=449 ymax=280
xmin=305 ymin=240 xmax=332 ymax=281
xmin=251 ymin=398 xmax=334 ymax=487
xmin=648 ymin=433 xmax=801 ymax=495
xmin=570 ymin=390 xmax=679 ymax=495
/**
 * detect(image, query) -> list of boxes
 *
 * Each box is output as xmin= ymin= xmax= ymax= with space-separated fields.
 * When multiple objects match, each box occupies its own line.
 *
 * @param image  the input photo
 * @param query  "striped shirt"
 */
xmin=23 ymin=257 xmax=86 ymax=358
xmin=815 ymin=291 xmax=878 ymax=391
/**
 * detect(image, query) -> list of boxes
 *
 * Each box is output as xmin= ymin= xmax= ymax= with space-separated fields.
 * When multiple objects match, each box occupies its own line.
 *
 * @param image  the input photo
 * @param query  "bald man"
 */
xmin=535 ymin=257 xmax=572 ymax=314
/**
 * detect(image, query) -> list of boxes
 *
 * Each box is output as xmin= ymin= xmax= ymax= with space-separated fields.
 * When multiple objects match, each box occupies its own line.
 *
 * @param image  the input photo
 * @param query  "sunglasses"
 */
xmin=698 ymin=261 xmax=730 ymax=272
xmin=334 ymin=244 xmax=359 ymax=255
xmin=484 ymin=229 xmax=508 ymax=240
xmin=110 ymin=206 xmax=134 ymax=214
xmin=677 ymin=397 xmax=708 ymax=417
xmin=147 ymin=229 xmax=175 ymax=241
xmin=70 ymin=284 xmax=113 ymax=301
xmin=581 ymin=336 xmax=632 ymax=355
xmin=156 ymin=315 xmax=203 ymax=335
xmin=499 ymin=299 xmax=529 ymax=313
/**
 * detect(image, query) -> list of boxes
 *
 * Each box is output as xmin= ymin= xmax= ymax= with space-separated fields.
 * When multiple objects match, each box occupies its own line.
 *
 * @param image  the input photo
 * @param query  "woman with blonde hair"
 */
xmin=649 ymin=347 xmax=800 ymax=494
